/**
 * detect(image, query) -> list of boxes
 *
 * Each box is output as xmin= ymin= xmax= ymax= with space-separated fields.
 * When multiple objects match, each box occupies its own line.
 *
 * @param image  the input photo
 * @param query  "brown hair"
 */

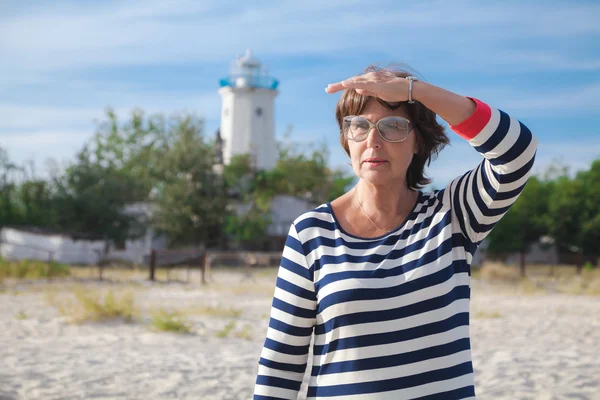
xmin=335 ymin=65 xmax=449 ymax=189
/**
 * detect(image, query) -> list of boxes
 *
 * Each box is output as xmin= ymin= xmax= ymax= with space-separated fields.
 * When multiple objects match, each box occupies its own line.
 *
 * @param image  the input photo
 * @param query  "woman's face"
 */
xmin=347 ymin=99 xmax=417 ymax=186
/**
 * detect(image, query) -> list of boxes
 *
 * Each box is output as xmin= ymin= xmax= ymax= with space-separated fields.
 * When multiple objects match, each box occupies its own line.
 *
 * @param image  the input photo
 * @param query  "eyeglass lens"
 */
xmin=344 ymin=116 xmax=410 ymax=141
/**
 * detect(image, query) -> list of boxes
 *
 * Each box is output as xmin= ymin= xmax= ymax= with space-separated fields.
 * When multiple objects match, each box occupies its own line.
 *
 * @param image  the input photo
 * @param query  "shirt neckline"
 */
xmin=325 ymin=190 xmax=423 ymax=241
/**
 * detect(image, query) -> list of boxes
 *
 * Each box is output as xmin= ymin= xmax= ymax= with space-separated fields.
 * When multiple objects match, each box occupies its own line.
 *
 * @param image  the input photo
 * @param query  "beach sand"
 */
xmin=0 ymin=269 xmax=599 ymax=400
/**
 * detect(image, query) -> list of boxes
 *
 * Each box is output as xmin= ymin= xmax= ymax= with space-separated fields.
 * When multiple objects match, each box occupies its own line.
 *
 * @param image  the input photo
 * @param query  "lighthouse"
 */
xmin=218 ymin=50 xmax=279 ymax=171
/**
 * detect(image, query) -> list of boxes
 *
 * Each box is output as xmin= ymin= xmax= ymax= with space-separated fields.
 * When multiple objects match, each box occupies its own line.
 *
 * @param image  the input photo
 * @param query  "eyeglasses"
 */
xmin=343 ymin=115 xmax=415 ymax=143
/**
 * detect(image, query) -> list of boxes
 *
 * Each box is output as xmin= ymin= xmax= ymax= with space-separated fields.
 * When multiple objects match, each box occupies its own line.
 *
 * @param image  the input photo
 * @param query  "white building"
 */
xmin=218 ymin=50 xmax=278 ymax=171
xmin=0 ymin=203 xmax=165 ymax=266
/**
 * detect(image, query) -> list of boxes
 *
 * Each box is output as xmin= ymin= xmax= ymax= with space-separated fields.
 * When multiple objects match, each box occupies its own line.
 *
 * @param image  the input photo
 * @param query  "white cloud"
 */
xmin=0 ymin=1 xmax=598 ymax=71
xmin=455 ymin=83 xmax=600 ymax=115
xmin=426 ymin=136 xmax=600 ymax=189
xmin=1 ymin=129 xmax=91 ymax=178
xmin=0 ymin=89 xmax=220 ymax=131
xmin=0 ymin=0 xmax=597 ymax=182
xmin=482 ymin=51 xmax=600 ymax=71
xmin=331 ymin=134 xmax=600 ymax=191
xmin=0 ymin=104 xmax=101 ymax=130
xmin=500 ymin=84 xmax=600 ymax=113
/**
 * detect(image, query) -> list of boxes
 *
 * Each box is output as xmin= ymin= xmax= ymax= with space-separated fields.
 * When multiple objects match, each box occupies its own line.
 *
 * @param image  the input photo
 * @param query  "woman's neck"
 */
xmin=354 ymin=180 xmax=417 ymax=231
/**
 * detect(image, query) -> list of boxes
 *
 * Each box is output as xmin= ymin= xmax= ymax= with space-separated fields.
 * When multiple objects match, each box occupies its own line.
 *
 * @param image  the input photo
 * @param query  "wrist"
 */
xmin=409 ymin=80 xmax=427 ymax=103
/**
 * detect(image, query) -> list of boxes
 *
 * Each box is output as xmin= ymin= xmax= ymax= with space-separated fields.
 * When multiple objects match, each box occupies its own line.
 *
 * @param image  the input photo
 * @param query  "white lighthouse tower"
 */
xmin=218 ymin=50 xmax=279 ymax=171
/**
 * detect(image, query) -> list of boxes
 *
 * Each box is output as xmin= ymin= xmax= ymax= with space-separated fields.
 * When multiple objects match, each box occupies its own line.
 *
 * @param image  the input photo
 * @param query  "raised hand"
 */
xmin=325 ymin=71 xmax=412 ymax=102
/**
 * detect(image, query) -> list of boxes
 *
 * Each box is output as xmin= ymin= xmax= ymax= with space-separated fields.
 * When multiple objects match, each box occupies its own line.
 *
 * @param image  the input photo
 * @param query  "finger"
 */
xmin=325 ymin=82 xmax=345 ymax=94
xmin=342 ymin=79 xmax=372 ymax=88
xmin=325 ymin=75 xmax=374 ymax=94
xmin=355 ymin=89 xmax=377 ymax=97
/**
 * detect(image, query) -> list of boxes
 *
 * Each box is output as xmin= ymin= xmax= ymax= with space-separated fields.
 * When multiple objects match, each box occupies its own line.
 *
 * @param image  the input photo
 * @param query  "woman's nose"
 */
xmin=366 ymin=126 xmax=382 ymax=148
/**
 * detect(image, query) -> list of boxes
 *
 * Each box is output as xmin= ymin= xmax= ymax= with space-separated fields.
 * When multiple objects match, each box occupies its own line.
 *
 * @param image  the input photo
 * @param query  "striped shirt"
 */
xmin=254 ymin=98 xmax=538 ymax=399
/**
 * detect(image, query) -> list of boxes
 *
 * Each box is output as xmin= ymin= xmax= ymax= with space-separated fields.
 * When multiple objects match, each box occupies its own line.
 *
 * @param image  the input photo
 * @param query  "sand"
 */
xmin=0 ymin=270 xmax=599 ymax=400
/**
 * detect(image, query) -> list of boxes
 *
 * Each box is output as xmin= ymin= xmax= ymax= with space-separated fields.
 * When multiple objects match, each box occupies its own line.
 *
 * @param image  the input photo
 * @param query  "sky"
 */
xmin=1 ymin=0 xmax=599 ymax=189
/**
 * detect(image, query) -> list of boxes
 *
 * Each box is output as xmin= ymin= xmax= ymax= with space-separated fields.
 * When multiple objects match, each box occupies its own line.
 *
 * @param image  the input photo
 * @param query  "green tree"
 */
xmin=547 ymin=161 xmax=600 ymax=272
xmin=272 ymin=137 xmax=354 ymax=203
xmin=224 ymin=205 xmax=272 ymax=250
xmin=150 ymin=115 xmax=228 ymax=247
xmin=91 ymin=108 xmax=169 ymax=200
xmin=0 ymin=147 xmax=21 ymax=226
xmin=221 ymin=138 xmax=355 ymax=250
xmin=13 ymin=180 xmax=57 ymax=228
xmin=486 ymin=176 xmax=549 ymax=276
xmin=53 ymin=147 xmax=145 ymax=252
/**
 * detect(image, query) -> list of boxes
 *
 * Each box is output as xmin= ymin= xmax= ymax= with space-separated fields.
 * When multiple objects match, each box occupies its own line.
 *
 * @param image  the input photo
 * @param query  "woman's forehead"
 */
xmin=360 ymin=98 xmax=410 ymax=119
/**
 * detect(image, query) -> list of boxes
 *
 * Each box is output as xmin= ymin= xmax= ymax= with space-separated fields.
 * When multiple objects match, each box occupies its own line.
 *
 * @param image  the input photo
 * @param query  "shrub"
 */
xmin=216 ymin=321 xmax=236 ymax=338
xmin=48 ymin=287 xmax=136 ymax=324
xmin=0 ymin=258 xmax=70 ymax=280
xmin=149 ymin=309 xmax=193 ymax=334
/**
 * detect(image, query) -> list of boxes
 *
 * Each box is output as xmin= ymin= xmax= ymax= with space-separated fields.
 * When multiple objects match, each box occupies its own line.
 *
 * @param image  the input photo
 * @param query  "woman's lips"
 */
xmin=365 ymin=160 xmax=387 ymax=168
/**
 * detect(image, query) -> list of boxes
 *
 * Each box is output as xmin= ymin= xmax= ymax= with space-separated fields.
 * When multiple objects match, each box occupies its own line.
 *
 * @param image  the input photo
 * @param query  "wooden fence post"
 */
xmin=149 ymin=249 xmax=156 ymax=282
xmin=99 ymin=262 xmax=104 ymax=281
xmin=47 ymin=251 xmax=54 ymax=282
xmin=200 ymin=251 xmax=207 ymax=285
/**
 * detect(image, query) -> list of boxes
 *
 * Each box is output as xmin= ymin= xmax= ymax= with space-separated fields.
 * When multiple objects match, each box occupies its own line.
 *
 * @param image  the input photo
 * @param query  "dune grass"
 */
xmin=0 ymin=258 xmax=70 ymax=282
xmin=475 ymin=262 xmax=600 ymax=295
xmin=184 ymin=305 xmax=242 ymax=319
xmin=473 ymin=310 xmax=503 ymax=319
xmin=216 ymin=321 xmax=236 ymax=338
xmin=234 ymin=324 xmax=254 ymax=340
xmin=149 ymin=309 xmax=193 ymax=334
xmin=43 ymin=285 xmax=198 ymax=333
xmin=46 ymin=286 xmax=136 ymax=324
xmin=15 ymin=310 xmax=27 ymax=320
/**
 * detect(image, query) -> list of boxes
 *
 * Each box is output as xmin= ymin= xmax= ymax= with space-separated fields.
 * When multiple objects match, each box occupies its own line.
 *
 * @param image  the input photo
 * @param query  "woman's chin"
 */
xmin=359 ymin=171 xmax=395 ymax=185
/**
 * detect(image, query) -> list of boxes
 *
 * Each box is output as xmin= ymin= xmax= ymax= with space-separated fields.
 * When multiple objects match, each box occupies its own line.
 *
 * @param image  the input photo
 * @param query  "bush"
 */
xmin=216 ymin=321 xmax=236 ymax=338
xmin=0 ymin=258 xmax=70 ymax=280
xmin=149 ymin=309 xmax=193 ymax=334
xmin=48 ymin=287 xmax=136 ymax=324
xmin=479 ymin=262 xmax=521 ymax=283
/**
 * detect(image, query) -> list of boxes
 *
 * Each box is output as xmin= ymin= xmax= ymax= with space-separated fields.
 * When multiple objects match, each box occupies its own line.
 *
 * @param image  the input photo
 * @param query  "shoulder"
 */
xmin=415 ymin=189 xmax=450 ymax=213
xmin=292 ymin=203 xmax=331 ymax=227
xmin=290 ymin=203 xmax=335 ymax=240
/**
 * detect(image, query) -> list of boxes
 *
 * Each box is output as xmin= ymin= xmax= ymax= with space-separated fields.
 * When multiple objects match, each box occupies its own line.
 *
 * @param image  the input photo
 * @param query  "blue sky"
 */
xmin=1 ymin=0 xmax=599 ymax=189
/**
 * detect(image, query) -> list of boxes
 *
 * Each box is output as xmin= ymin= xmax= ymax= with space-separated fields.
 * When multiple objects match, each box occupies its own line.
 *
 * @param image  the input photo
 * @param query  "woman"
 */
xmin=253 ymin=66 xmax=538 ymax=399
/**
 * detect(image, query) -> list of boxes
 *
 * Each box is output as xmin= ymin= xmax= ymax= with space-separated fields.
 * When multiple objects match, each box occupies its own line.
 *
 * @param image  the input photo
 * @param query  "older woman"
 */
xmin=254 ymin=66 xmax=538 ymax=399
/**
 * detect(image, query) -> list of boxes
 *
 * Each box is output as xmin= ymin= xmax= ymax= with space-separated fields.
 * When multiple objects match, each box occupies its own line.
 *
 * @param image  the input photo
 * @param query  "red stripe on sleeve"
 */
xmin=449 ymin=97 xmax=492 ymax=140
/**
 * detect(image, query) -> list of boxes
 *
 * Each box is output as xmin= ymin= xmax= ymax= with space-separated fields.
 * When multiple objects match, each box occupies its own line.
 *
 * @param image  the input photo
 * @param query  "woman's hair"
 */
xmin=335 ymin=65 xmax=450 ymax=189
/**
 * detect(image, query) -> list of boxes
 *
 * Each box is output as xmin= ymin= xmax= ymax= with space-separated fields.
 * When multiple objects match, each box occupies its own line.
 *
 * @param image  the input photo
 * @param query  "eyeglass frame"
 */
xmin=342 ymin=115 xmax=416 ymax=143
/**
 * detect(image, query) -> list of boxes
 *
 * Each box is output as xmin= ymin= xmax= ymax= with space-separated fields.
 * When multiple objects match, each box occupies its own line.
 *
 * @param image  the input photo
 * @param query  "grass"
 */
xmin=476 ymin=263 xmax=522 ymax=283
xmin=43 ymin=285 xmax=197 ymax=334
xmin=234 ymin=324 xmax=254 ymax=340
xmin=15 ymin=310 xmax=27 ymax=320
xmin=227 ymin=284 xmax=276 ymax=296
xmin=473 ymin=310 xmax=502 ymax=319
xmin=216 ymin=321 xmax=236 ymax=338
xmin=69 ymin=265 xmax=201 ymax=283
xmin=0 ymin=258 xmax=70 ymax=281
xmin=149 ymin=309 xmax=193 ymax=334
xmin=46 ymin=286 xmax=136 ymax=324
xmin=184 ymin=305 xmax=242 ymax=319
xmin=475 ymin=262 xmax=600 ymax=296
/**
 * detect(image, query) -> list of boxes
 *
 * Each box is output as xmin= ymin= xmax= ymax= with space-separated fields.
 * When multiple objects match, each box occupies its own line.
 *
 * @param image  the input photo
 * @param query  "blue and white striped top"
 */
xmin=254 ymin=98 xmax=538 ymax=399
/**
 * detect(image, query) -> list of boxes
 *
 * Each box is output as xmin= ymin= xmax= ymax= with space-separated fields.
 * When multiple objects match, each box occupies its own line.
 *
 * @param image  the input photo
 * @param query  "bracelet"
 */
xmin=406 ymin=76 xmax=419 ymax=104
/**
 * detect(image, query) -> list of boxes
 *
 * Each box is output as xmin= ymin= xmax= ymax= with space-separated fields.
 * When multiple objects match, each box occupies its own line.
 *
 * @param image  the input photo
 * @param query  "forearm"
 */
xmin=441 ymin=96 xmax=538 ymax=244
xmin=412 ymin=81 xmax=476 ymax=126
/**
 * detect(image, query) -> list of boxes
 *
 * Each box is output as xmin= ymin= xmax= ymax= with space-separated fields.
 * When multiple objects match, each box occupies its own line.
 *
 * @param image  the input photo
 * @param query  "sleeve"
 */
xmin=253 ymin=222 xmax=317 ymax=400
xmin=445 ymin=97 xmax=538 ymax=245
